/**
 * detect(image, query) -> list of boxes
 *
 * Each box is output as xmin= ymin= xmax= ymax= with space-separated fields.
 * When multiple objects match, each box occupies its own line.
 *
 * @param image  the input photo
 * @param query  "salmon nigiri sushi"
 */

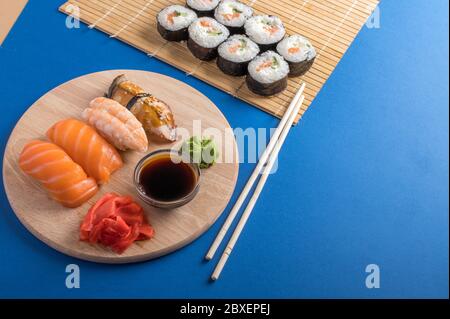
xmin=82 ymin=97 xmax=148 ymax=152
xmin=19 ymin=140 xmax=98 ymax=208
xmin=47 ymin=118 xmax=123 ymax=184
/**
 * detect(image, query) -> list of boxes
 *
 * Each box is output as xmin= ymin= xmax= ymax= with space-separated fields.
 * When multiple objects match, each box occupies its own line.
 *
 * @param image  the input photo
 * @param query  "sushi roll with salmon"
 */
xmin=214 ymin=0 xmax=253 ymax=35
xmin=246 ymin=51 xmax=290 ymax=96
xmin=277 ymin=35 xmax=316 ymax=77
xmin=186 ymin=0 xmax=220 ymax=17
xmin=187 ymin=17 xmax=230 ymax=61
xmin=157 ymin=5 xmax=197 ymax=42
xmin=245 ymin=15 xmax=286 ymax=52
xmin=217 ymin=35 xmax=260 ymax=76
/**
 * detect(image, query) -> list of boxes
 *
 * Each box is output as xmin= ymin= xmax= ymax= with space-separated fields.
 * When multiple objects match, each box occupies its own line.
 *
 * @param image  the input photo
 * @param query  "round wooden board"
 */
xmin=3 ymin=70 xmax=239 ymax=263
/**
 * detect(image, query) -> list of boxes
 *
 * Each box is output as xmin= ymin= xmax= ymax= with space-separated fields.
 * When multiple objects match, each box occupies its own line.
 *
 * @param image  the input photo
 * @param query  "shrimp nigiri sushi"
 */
xmin=106 ymin=74 xmax=177 ymax=142
xmin=19 ymin=140 xmax=98 ymax=208
xmin=82 ymin=97 xmax=148 ymax=152
xmin=47 ymin=118 xmax=123 ymax=184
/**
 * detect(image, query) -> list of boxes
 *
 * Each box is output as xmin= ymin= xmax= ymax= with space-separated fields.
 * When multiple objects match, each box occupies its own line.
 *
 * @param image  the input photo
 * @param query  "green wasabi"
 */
xmin=180 ymin=136 xmax=219 ymax=169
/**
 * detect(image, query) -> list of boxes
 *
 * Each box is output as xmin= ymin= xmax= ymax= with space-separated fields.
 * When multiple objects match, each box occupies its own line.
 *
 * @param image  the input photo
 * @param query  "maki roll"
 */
xmin=244 ymin=15 xmax=286 ymax=52
xmin=246 ymin=51 xmax=290 ymax=96
xmin=157 ymin=5 xmax=197 ymax=42
xmin=187 ymin=17 xmax=230 ymax=61
xmin=214 ymin=0 xmax=253 ymax=35
xmin=277 ymin=35 xmax=316 ymax=77
xmin=186 ymin=0 xmax=220 ymax=17
xmin=217 ymin=35 xmax=260 ymax=76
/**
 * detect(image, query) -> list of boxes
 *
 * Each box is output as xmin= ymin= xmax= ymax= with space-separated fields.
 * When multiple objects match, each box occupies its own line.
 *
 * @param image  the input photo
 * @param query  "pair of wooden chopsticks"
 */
xmin=205 ymin=83 xmax=306 ymax=281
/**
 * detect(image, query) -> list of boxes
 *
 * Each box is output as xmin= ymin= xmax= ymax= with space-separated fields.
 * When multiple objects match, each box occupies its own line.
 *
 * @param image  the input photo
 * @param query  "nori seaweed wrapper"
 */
xmin=246 ymin=74 xmax=288 ymax=96
xmin=187 ymin=38 xmax=219 ymax=61
xmin=217 ymin=55 xmax=249 ymax=76
xmin=157 ymin=21 xmax=190 ymax=42
xmin=186 ymin=4 xmax=216 ymax=18
xmin=256 ymin=41 xmax=281 ymax=53
xmin=287 ymin=58 xmax=315 ymax=77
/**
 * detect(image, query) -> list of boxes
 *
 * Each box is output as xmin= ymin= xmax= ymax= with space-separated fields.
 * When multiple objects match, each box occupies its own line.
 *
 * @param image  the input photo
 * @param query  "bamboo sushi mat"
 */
xmin=59 ymin=0 xmax=379 ymax=123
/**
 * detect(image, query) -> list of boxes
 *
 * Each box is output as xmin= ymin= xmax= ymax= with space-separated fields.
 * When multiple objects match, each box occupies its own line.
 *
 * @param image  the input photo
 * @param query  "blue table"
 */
xmin=0 ymin=0 xmax=448 ymax=298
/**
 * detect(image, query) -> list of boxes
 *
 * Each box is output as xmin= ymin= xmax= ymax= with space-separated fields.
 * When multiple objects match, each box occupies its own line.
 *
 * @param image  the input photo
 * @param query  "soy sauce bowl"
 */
xmin=133 ymin=149 xmax=201 ymax=209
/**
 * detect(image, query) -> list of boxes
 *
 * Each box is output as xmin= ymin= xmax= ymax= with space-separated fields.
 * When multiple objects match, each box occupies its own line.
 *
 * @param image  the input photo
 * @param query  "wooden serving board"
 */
xmin=0 ymin=0 xmax=28 ymax=45
xmin=59 ymin=0 xmax=379 ymax=123
xmin=2 ymin=69 xmax=239 ymax=263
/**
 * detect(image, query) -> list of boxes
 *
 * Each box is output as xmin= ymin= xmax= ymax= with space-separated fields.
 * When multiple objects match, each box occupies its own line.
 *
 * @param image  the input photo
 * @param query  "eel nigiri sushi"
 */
xmin=47 ymin=118 xmax=123 ymax=184
xmin=19 ymin=140 xmax=98 ymax=208
xmin=106 ymin=75 xmax=177 ymax=142
xmin=82 ymin=97 xmax=148 ymax=152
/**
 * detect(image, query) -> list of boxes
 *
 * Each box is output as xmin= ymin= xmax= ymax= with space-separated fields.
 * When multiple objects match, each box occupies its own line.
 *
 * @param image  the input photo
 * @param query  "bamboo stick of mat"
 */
xmin=205 ymin=83 xmax=305 ymax=261
xmin=211 ymin=94 xmax=306 ymax=281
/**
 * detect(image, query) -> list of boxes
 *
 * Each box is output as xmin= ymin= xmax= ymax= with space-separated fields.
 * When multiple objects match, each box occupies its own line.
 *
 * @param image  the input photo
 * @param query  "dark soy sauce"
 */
xmin=139 ymin=155 xmax=197 ymax=202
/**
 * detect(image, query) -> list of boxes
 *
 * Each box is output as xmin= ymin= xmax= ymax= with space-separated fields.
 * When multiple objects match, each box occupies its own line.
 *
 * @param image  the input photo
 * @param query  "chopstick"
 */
xmin=210 ymin=93 xmax=305 ymax=281
xmin=205 ymin=83 xmax=306 ymax=261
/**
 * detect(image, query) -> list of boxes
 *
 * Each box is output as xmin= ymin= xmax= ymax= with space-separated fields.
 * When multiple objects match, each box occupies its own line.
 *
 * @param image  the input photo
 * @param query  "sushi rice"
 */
xmin=187 ymin=0 xmax=220 ymax=16
xmin=157 ymin=5 xmax=197 ymax=32
xmin=188 ymin=17 xmax=229 ymax=48
xmin=245 ymin=15 xmax=286 ymax=46
xmin=277 ymin=35 xmax=316 ymax=63
xmin=248 ymin=51 xmax=289 ymax=84
xmin=218 ymin=34 xmax=260 ymax=63
xmin=214 ymin=0 xmax=253 ymax=28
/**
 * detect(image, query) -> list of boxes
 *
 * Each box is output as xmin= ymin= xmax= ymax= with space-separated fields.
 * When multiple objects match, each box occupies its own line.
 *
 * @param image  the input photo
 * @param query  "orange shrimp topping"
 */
xmin=167 ymin=12 xmax=176 ymax=25
xmin=264 ymin=25 xmax=279 ymax=35
xmin=256 ymin=61 xmax=273 ymax=72
xmin=228 ymin=43 xmax=241 ymax=53
xmin=200 ymin=20 xmax=212 ymax=27
xmin=222 ymin=12 xmax=240 ymax=21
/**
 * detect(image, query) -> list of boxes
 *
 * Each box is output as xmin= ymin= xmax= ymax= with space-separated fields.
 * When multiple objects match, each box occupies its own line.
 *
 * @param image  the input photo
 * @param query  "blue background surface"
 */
xmin=0 ymin=0 xmax=448 ymax=298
